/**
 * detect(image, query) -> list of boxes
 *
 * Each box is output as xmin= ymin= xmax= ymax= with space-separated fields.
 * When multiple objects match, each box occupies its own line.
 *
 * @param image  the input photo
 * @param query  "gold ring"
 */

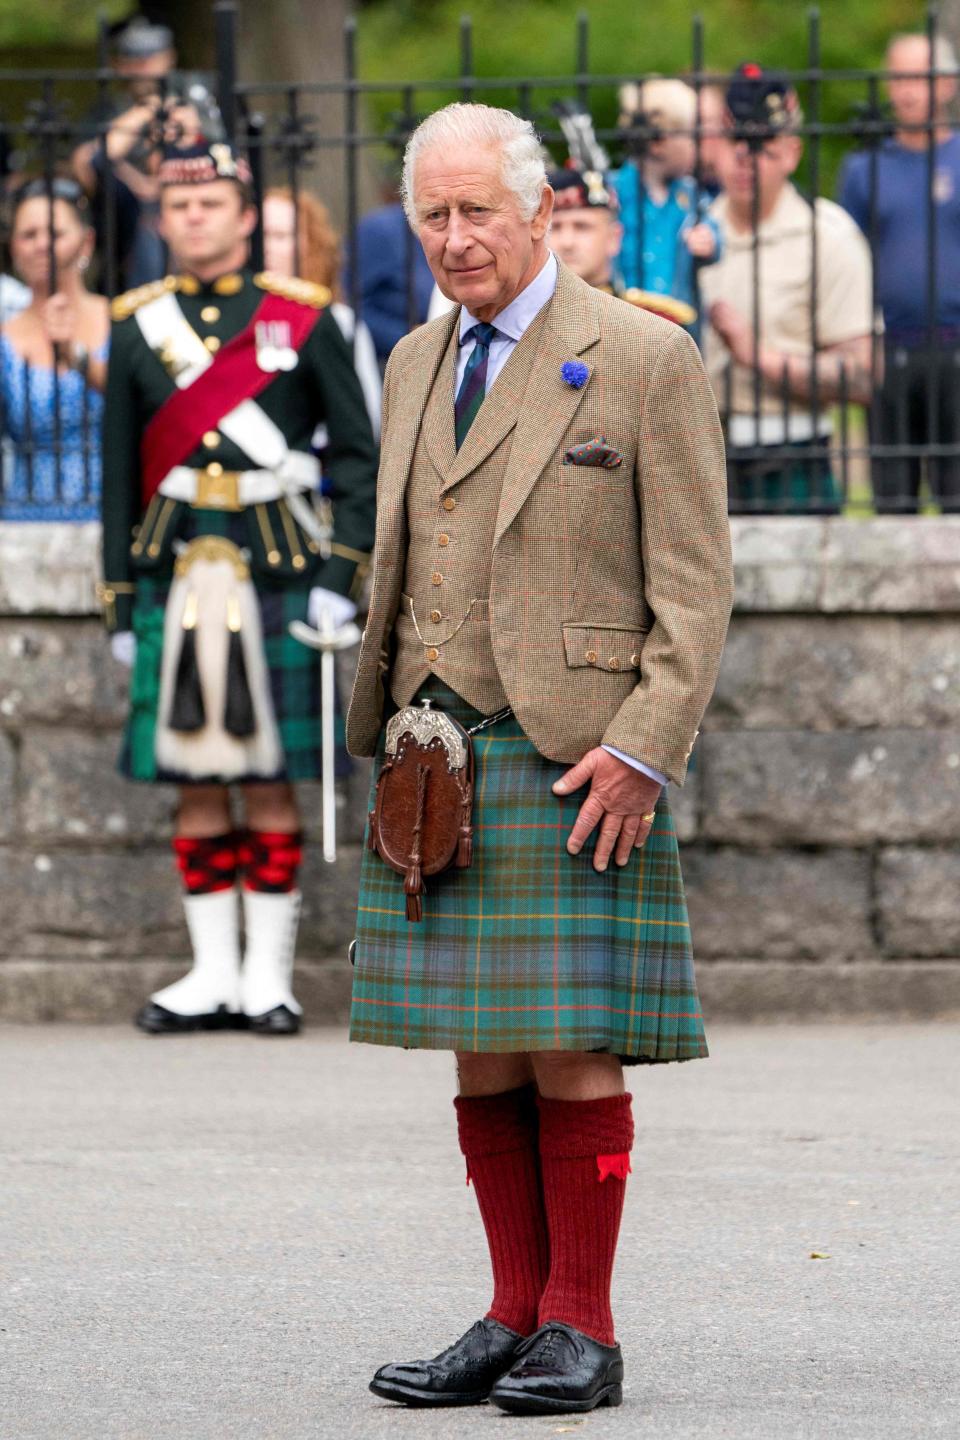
xmin=641 ymin=812 xmax=656 ymax=824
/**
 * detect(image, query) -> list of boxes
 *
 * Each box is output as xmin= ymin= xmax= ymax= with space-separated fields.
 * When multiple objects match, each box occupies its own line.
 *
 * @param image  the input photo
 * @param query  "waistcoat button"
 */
xmin=430 ymin=609 xmax=442 ymax=623
xmin=431 ymin=572 xmax=443 ymax=585
xmin=426 ymin=647 xmax=439 ymax=662
xmin=437 ymin=533 xmax=450 ymax=547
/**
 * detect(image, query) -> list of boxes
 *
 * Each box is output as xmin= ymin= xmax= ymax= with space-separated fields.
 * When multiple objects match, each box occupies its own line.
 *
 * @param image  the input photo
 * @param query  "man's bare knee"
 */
xmin=455 ymin=1052 xmax=534 ymax=1096
xmin=531 ymin=1051 xmax=624 ymax=1101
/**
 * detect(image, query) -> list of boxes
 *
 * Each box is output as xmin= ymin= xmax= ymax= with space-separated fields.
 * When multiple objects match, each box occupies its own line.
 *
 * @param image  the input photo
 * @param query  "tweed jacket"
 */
xmin=346 ymin=261 xmax=733 ymax=785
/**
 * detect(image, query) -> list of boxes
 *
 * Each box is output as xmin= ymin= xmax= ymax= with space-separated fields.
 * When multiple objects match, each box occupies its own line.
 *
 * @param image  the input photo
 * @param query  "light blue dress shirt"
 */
xmin=455 ymin=250 xmax=668 ymax=789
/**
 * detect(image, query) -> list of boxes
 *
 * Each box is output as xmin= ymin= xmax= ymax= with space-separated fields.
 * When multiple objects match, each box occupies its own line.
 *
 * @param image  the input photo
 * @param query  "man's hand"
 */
xmin=553 ymin=747 xmax=662 ymax=873
xmin=709 ymin=299 xmax=756 ymax=366
xmin=685 ymin=222 xmax=717 ymax=261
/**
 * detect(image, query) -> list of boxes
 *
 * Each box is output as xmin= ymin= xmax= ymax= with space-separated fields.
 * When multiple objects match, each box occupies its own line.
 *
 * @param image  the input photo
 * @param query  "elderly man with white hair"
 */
xmin=346 ymin=102 xmax=732 ymax=1416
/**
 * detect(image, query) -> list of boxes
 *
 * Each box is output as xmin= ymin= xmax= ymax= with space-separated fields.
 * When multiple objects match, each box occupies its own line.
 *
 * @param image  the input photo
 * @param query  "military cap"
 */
xmin=725 ymin=62 xmax=803 ymax=140
xmin=549 ymin=167 xmax=619 ymax=213
xmin=157 ymin=140 xmax=253 ymax=189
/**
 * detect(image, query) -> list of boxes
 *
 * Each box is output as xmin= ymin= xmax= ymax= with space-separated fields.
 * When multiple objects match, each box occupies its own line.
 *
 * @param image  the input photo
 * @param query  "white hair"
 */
xmin=401 ymin=103 xmax=547 ymax=230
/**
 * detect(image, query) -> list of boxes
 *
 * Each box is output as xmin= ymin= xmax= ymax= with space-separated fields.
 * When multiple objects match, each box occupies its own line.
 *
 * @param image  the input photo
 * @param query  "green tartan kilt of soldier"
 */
xmin=120 ymin=507 xmax=348 ymax=785
xmin=350 ymin=681 xmax=707 ymax=1065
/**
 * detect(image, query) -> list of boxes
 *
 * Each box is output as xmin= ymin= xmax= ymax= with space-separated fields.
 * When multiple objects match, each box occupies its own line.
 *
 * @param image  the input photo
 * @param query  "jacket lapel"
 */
xmin=422 ymin=320 xmax=459 ymax=479
xmin=379 ymin=308 xmax=459 ymax=529
xmin=494 ymin=265 xmax=602 ymax=545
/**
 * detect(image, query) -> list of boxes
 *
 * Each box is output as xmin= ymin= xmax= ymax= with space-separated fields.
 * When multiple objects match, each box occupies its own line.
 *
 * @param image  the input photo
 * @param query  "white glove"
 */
xmin=307 ymin=587 xmax=357 ymax=633
xmin=110 ymin=631 xmax=136 ymax=667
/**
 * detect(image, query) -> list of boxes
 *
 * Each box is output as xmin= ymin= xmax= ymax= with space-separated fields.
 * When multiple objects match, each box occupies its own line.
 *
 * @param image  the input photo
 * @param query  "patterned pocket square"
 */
xmin=562 ymin=436 xmax=624 ymax=469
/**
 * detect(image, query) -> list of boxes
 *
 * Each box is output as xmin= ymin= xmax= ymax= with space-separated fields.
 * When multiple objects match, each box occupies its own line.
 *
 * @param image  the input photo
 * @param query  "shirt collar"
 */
xmin=459 ymin=250 xmax=558 ymax=344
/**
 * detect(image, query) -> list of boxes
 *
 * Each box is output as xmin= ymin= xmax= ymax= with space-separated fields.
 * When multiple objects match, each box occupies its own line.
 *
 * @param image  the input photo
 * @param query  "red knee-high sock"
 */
xmin=536 ymin=1092 xmax=635 ymax=1346
xmin=454 ymin=1085 xmax=550 ymax=1337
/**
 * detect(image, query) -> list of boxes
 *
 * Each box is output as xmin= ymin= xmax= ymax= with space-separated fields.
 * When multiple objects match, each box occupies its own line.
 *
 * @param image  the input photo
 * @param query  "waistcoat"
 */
xmin=390 ymin=304 xmax=550 ymax=714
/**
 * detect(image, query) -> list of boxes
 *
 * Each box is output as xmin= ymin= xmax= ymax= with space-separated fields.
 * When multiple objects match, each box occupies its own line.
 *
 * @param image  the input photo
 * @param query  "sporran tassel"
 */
xmin=456 ymin=825 xmax=473 ymax=867
xmin=169 ymin=591 xmax=206 ymax=733
xmin=223 ymin=594 xmax=256 ymax=738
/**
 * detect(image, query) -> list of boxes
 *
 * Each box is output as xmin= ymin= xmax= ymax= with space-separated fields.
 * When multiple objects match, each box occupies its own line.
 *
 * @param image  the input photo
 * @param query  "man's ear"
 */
xmin=531 ymin=185 xmax=555 ymax=242
xmin=784 ymin=136 xmax=804 ymax=177
xmin=240 ymin=204 xmax=259 ymax=241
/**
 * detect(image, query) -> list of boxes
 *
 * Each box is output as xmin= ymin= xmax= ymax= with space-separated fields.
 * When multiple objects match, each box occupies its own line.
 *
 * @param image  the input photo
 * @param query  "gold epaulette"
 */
xmin=620 ymin=288 xmax=697 ymax=328
xmin=110 ymin=274 xmax=180 ymax=322
xmin=254 ymin=271 xmax=331 ymax=310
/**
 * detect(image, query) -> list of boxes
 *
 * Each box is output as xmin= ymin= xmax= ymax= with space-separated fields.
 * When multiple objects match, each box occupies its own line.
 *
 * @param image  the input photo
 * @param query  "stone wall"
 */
xmin=1 ymin=518 xmax=959 ymax=1022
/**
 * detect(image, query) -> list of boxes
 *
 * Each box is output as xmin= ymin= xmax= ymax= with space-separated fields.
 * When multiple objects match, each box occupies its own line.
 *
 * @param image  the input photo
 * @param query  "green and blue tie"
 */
xmin=454 ymin=321 xmax=499 ymax=450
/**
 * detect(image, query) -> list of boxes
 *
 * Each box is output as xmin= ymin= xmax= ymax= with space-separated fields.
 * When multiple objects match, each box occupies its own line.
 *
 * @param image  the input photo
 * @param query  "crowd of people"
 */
xmin=2 ymin=21 xmax=959 ymax=522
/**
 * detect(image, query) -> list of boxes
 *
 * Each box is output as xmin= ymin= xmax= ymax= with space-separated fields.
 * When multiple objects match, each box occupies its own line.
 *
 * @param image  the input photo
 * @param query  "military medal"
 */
xmin=256 ymin=320 xmax=297 ymax=373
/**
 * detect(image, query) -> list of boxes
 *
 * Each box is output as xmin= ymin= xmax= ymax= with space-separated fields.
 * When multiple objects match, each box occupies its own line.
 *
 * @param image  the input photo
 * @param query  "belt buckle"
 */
xmin=194 ymin=467 xmax=241 ymax=511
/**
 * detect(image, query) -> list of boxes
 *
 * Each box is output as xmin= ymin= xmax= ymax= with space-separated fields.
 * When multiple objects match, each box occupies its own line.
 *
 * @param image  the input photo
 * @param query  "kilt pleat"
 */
xmin=350 ymin=681 xmax=707 ymax=1064
xmin=119 ymin=508 xmax=348 ymax=784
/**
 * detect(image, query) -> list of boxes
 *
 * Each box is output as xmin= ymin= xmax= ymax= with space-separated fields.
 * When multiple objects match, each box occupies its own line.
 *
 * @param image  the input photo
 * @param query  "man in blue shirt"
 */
xmin=838 ymin=32 xmax=960 ymax=512
xmin=343 ymin=185 xmax=434 ymax=367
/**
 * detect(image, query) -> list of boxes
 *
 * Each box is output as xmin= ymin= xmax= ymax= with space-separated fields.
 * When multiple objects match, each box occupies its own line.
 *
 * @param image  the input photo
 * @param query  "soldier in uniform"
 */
xmin=100 ymin=140 xmax=377 ymax=1035
xmin=549 ymin=166 xmax=700 ymax=328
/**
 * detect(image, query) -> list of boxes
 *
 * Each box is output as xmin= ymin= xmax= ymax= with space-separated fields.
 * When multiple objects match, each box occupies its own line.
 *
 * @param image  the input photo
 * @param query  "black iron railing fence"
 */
xmin=1 ymin=2 xmax=959 ymax=516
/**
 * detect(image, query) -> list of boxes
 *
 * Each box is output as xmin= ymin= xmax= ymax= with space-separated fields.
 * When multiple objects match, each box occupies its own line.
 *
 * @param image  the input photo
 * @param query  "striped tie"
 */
xmin=454 ymin=321 xmax=499 ymax=449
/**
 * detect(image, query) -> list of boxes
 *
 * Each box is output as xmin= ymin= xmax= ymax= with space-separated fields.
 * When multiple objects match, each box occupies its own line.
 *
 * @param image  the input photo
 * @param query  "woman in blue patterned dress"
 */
xmin=1 ymin=179 xmax=109 ymax=521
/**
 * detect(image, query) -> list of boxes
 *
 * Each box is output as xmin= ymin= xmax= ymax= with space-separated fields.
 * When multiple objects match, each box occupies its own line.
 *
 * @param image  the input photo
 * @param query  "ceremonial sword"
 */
xmin=289 ymin=609 xmax=362 ymax=863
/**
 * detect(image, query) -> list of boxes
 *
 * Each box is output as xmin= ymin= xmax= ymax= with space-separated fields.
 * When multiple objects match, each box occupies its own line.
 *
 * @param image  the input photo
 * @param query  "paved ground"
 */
xmin=1 ymin=1023 xmax=958 ymax=1440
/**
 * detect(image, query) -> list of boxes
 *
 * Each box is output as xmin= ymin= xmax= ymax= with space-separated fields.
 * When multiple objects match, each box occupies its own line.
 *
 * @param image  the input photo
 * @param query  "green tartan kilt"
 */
xmin=120 ymin=508 xmax=348 ymax=784
xmin=350 ymin=681 xmax=707 ymax=1065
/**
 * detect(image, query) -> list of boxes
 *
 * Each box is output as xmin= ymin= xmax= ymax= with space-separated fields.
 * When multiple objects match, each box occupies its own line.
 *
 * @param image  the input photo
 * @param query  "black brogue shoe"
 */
xmin=370 ymin=1318 xmax=524 ymax=1407
xmin=489 ymin=1321 xmax=624 ymax=1415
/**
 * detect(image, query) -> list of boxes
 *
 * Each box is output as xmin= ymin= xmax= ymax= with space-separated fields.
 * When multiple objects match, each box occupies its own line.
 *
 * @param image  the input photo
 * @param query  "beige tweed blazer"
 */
xmin=346 ymin=262 xmax=733 ymax=785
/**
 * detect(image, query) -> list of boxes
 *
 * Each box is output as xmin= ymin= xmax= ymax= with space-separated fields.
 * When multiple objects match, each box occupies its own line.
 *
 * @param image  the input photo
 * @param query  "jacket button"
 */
xmin=426 ymin=647 xmax=439 ymax=662
xmin=585 ymin=649 xmax=597 ymax=664
xmin=437 ymin=533 xmax=450 ymax=547
xmin=630 ymin=652 xmax=642 ymax=666
xmin=431 ymin=572 xmax=443 ymax=585
xmin=608 ymin=656 xmax=620 ymax=669
xmin=202 ymin=430 xmax=221 ymax=448
xmin=206 ymin=461 xmax=224 ymax=477
xmin=204 ymin=335 xmax=221 ymax=353
xmin=201 ymin=305 xmax=221 ymax=324
xmin=442 ymin=496 xmax=456 ymax=511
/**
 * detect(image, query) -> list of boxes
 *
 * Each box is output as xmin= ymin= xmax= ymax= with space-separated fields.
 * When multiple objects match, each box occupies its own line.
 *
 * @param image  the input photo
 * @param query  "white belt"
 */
xmin=158 ymin=451 xmax=321 ymax=507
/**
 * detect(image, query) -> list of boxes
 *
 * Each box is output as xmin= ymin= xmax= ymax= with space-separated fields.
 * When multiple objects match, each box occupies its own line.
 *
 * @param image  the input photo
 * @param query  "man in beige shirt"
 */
xmin=701 ymin=64 xmax=876 ymax=512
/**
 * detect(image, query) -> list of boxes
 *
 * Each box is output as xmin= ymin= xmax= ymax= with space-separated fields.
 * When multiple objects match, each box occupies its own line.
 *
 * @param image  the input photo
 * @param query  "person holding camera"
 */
xmin=71 ymin=18 xmax=212 ymax=291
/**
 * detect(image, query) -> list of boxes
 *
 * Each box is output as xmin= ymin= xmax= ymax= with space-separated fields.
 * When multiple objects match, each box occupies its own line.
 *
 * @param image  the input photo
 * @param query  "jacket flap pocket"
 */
xmin=562 ymin=623 xmax=650 ymax=672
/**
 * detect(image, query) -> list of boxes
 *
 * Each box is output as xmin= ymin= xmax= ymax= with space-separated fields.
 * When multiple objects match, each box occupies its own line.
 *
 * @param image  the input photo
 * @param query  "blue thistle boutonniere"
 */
xmin=561 ymin=360 xmax=589 ymax=389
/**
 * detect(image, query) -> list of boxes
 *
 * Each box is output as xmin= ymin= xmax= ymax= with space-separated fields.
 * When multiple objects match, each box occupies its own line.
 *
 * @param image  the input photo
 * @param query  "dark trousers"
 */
xmin=873 ymin=341 xmax=960 ymax=513
xmin=726 ymin=438 xmax=839 ymax=516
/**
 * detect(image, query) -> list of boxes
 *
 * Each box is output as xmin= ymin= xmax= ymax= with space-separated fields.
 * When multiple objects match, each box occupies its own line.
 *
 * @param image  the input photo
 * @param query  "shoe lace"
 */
xmin=517 ymin=1325 xmax=574 ymax=1367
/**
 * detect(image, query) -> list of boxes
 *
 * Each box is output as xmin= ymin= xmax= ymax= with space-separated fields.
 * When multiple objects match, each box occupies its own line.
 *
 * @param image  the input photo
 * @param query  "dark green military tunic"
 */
xmin=100 ymin=268 xmax=378 ymax=783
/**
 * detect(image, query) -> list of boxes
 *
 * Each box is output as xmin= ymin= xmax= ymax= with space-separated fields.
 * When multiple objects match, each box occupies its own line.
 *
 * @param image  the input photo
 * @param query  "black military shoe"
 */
xmin=246 ymin=1005 xmax=301 ymax=1036
xmin=135 ymin=1002 xmax=248 ymax=1034
xmin=489 ymin=1321 xmax=624 ymax=1415
xmin=369 ymin=1318 xmax=524 ymax=1407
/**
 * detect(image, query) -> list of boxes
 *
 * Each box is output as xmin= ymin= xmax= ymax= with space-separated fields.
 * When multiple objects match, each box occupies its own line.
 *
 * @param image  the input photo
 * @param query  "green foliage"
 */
xmin=357 ymin=0 xmax=929 ymax=185
xmin=0 ymin=0 xmax=130 ymax=48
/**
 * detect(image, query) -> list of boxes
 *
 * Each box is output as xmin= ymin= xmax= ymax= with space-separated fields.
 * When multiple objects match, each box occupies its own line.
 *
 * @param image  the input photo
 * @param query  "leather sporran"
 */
xmin=368 ymin=699 xmax=476 ymax=922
